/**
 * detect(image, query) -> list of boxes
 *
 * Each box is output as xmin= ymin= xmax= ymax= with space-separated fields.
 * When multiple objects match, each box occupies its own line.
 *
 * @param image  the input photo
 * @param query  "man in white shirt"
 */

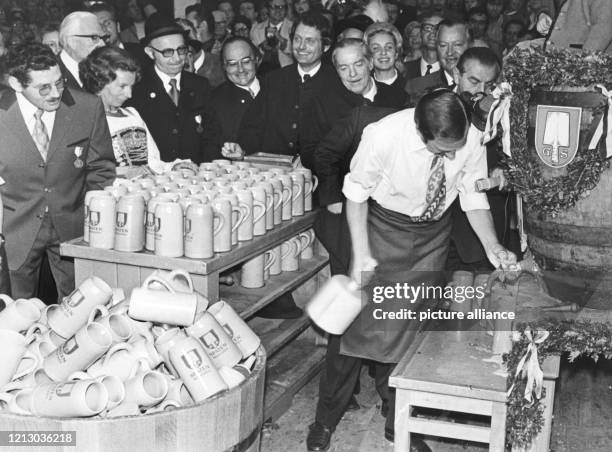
xmin=58 ymin=11 xmax=107 ymax=88
xmin=307 ymin=90 xmax=516 ymax=451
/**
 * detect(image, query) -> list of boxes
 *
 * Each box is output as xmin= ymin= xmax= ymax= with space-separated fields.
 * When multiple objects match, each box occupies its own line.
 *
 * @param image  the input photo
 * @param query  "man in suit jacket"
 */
xmin=128 ymin=14 xmax=222 ymax=163
xmin=546 ymin=0 xmax=612 ymax=53
xmin=403 ymin=12 xmax=442 ymax=81
xmin=312 ymin=38 xmax=406 ymax=277
xmin=192 ymin=41 xmax=226 ymax=88
xmin=225 ymin=12 xmax=353 ymax=171
xmin=58 ymin=11 xmax=107 ymax=89
xmin=210 ymin=37 xmax=261 ymax=142
xmin=405 ymin=18 xmax=470 ymax=106
xmin=1 ymin=43 xmax=115 ymax=300
xmin=90 ymin=1 xmax=150 ymax=71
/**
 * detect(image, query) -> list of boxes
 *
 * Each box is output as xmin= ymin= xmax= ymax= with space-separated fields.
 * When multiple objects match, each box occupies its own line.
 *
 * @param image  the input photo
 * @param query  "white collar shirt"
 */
xmin=16 ymin=92 xmax=56 ymax=142
xmin=374 ymin=69 xmax=398 ymax=86
xmin=420 ymin=58 xmax=440 ymax=76
xmin=236 ymin=78 xmax=261 ymax=97
xmin=193 ymin=51 xmax=206 ymax=73
xmin=297 ymin=62 xmax=321 ymax=82
xmin=60 ymin=51 xmax=82 ymax=87
xmin=343 ymin=108 xmax=489 ymax=216
xmin=363 ymin=78 xmax=378 ymax=102
xmin=155 ymin=66 xmax=182 ymax=93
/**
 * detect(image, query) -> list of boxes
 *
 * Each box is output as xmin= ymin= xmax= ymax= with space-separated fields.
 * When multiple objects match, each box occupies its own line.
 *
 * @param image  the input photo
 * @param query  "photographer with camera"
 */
xmin=250 ymin=0 xmax=293 ymax=73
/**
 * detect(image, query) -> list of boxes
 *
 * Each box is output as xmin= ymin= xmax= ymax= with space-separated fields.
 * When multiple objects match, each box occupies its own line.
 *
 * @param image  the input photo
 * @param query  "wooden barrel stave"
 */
xmin=0 ymin=347 xmax=266 ymax=452
xmin=524 ymin=88 xmax=612 ymax=309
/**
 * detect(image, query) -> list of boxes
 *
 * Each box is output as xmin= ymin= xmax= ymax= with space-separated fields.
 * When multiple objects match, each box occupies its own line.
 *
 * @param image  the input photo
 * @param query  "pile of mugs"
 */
xmin=85 ymin=160 xmax=318 ymax=258
xmin=0 ymin=269 xmax=261 ymax=418
xmin=240 ymin=230 xmax=315 ymax=289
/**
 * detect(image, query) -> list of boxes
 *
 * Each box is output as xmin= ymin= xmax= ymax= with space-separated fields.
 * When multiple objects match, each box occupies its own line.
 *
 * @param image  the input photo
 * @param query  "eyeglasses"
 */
xmin=33 ymin=78 xmax=64 ymax=96
xmin=421 ymin=24 xmax=439 ymax=33
xmin=224 ymin=56 xmax=255 ymax=70
xmin=148 ymin=45 xmax=189 ymax=58
xmin=71 ymin=34 xmax=109 ymax=43
xmin=270 ymin=4 xmax=287 ymax=10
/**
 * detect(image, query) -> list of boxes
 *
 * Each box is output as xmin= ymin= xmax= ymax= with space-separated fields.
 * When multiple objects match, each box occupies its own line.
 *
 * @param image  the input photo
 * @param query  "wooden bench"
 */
xmin=389 ymin=325 xmax=560 ymax=452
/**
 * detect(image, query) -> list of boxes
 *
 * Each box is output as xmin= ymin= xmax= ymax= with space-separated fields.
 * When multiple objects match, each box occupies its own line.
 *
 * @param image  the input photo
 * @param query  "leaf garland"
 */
xmin=503 ymin=47 xmax=612 ymax=216
xmin=503 ymin=320 xmax=612 ymax=449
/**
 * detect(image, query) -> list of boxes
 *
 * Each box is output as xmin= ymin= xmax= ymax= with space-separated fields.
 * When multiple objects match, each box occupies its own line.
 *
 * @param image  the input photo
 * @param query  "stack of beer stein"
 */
xmin=0 ymin=269 xmax=260 ymax=418
xmin=239 ymin=230 xmax=315 ymax=288
xmin=85 ymin=160 xmax=318 ymax=258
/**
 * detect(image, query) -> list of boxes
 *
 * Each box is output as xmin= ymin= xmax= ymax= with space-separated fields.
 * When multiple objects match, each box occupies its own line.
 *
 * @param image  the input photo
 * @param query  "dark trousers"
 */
xmin=314 ymin=207 xmax=352 ymax=277
xmin=9 ymin=214 xmax=75 ymax=302
xmin=315 ymin=335 xmax=395 ymax=432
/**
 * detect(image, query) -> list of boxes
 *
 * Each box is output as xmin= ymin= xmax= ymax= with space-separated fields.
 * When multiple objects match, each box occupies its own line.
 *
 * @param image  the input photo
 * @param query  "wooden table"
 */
xmin=389 ymin=327 xmax=508 ymax=452
xmin=389 ymin=322 xmax=560 ymax=452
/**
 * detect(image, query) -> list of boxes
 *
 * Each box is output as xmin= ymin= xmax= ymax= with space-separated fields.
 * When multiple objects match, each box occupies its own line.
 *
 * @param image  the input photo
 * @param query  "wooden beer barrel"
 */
xmin=0 ymin=347 xmax=266 ymax=452
xmin=524 ymin=88 xmax=612 ymax=309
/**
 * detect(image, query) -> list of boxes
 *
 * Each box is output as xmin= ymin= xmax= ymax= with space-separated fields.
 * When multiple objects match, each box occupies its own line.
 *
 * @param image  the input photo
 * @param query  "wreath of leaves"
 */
xmin=503 ymin=320 xmax=612 ymax=449
xmin=503 ymin=47 xmax=612 ymax=216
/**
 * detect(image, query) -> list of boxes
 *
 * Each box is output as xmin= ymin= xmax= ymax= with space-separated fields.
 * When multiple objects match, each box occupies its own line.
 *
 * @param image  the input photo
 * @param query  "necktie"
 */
xmin=425 ymin=64 xmax=432 ymax=75
xmin=32 ymin=109 xmax=49 ymax=161
xmin=417 ymin=154 xmax=446 ymax=222
xmin=168 ymin=78 xmax=179 ymax=106
xmin=302 ymin=74 xmax=311 ymax=84
xmin=248 ymin=87 xmax=256 ymax=99
xmin=448 ymin=81 xmax=457 ymax=91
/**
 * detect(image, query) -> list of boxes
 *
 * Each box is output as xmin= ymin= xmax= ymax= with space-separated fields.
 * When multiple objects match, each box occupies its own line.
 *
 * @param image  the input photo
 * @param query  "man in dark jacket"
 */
xmin=210 ymin=37 xmax=261 ymax=142
xmin=128 ymin=13 xmax=222 ymax=163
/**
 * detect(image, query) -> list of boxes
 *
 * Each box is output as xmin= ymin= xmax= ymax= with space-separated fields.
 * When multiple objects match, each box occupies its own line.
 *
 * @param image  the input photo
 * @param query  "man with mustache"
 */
xmin=0 ymin=42 xmax=115 ymax=301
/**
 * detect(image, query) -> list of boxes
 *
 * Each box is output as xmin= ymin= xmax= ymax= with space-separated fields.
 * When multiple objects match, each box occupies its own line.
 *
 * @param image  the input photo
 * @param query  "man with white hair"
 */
xmin=58 ymin=11 xmax=107 ymax=88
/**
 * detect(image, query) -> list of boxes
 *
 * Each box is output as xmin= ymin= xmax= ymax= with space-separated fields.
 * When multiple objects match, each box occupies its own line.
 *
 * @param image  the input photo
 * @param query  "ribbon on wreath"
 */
xmin=481 ymin=82 xmax=513 ymax=157
xmin=507 ymin=328 xmax=549 ymax=403
xmin=587 ymin=84 xmax=612 ymax=158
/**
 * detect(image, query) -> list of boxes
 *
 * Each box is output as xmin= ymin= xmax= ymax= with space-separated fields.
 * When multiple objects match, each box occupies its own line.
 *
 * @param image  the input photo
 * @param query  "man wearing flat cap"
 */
xmin=128 ymin=13 xmax=222 ymax=163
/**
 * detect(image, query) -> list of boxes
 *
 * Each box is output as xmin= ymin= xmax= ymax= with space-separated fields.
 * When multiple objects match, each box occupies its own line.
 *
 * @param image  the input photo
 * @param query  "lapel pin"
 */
xmin=74 ymin=146 xmax=84 ymax=168
xmin=150 ymin=92 xmax=156 ymax=99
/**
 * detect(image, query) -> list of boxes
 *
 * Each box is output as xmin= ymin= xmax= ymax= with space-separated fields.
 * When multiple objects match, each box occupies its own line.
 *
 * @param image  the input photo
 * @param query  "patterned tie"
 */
xmin=32 ymin=109 xmax=49 ymax=161
xmin=417 ymin=154 xmax=446 ymax=222
xmin=168 ymin=78 xmax=179 ymax=106
xmin=425 ymin=64 xmax=432 ymax=75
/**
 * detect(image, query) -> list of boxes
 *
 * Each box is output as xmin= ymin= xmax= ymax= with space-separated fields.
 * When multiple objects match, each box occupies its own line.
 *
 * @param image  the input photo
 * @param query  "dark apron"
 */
xmin=340 ymin=200 xmax=452 ymax=363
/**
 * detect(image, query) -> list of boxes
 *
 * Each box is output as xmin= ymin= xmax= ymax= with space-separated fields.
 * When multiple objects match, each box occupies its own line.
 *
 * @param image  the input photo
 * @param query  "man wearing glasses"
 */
xmin=403 ymin=12 xmax=442 ymax=80
xmin=250 ymin=0 xmax=294 ymax=70
xmin=129 ymin=13 xmax=222 ymax=163
xmin=0 ymin=42 xmax=115 ymax=301
xmin=58 ymin=11 xmax=108 ymax=89
xmin=210 ymin=37 xmax=261 ymax=142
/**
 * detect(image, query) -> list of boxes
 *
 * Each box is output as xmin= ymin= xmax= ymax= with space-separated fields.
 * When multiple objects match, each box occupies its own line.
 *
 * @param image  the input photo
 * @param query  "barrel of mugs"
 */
xmin=524 ymin=87 xmax=612 ymax=309
xmin=0 ymin=347 xmax=266 ymax=452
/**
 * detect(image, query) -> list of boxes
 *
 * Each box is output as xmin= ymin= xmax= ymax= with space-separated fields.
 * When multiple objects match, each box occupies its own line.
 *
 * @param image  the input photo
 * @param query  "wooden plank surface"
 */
xmin=221 ymin=255 xmax=328 ymax=319
xmin=263 ymin=339 xmax=326 ymax=422
xmin=61 ymin=211 xmax=318 ymax=275
xmin=249 ymin=315 xmax=312 ymax=357
xmin=389 ymin=329 xmax=507 ymax=401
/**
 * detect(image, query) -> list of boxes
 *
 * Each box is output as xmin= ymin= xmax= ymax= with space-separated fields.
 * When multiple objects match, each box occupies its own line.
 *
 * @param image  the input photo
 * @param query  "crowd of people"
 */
xmin=0 ymin=0 xmax=610 ymax=451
